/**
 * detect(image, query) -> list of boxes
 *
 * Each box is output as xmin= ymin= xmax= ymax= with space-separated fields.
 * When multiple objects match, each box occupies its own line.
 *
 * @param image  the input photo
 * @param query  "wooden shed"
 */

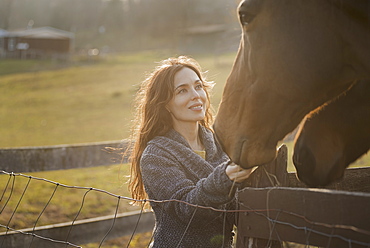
xmin=0 ymin=26 xmax=74 ymax=59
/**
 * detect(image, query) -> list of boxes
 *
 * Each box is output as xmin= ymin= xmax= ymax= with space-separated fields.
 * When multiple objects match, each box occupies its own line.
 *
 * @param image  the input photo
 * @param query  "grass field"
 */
xmin=0 ymin=51 xmax=235 ymax=148
xmin=1 ymin=51 xmax=369 ymax=247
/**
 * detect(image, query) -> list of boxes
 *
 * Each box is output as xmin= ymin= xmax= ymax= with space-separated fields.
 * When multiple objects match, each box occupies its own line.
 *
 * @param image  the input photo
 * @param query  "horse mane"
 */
xmin=306 ymin=80 xmax=369 ymax=122
xmin=305 ymin=82 xmax=356 ymax=121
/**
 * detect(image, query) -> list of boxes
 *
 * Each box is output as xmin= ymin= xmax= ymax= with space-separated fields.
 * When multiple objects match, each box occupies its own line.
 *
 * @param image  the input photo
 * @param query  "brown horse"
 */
xmin=293 ymin=81 xmax=370 ymax=187
xmin=214 ymin=0 xmax=370 ymax=179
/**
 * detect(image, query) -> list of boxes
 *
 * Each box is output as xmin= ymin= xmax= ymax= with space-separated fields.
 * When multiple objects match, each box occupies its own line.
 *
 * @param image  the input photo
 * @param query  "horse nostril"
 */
xmin=293 ymin=145 xmax=316 ymax=175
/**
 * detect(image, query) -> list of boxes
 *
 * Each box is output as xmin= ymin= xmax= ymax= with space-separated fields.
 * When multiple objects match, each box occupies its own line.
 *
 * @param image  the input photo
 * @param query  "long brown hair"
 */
xmin=128 ymin=56 xmax=214 ymax=203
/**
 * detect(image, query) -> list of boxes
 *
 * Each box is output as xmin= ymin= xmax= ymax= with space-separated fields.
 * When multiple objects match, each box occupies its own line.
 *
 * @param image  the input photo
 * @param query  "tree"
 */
xmin=0 ymin=0 xmax=13 ymax=29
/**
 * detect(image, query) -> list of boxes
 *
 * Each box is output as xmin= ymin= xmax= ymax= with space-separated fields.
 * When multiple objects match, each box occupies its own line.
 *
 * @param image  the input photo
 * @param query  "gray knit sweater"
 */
xmin=140 ymin=126 xmax=239 ymax=247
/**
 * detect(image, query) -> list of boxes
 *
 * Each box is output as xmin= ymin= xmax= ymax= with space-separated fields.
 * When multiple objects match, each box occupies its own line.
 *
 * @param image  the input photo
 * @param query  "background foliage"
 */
xmin=0 ymin=0 xmax=240 ymax=52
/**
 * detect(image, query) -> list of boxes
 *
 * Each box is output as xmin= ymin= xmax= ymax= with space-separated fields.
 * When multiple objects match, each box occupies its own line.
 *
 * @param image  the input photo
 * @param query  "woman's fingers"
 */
xmin=226 ymin=163 xmax=254 ymax=182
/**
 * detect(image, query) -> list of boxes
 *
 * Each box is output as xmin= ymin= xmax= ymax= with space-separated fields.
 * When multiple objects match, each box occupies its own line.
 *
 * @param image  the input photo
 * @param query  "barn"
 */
xmin=0 ymin=26 xmax=74 ymax=60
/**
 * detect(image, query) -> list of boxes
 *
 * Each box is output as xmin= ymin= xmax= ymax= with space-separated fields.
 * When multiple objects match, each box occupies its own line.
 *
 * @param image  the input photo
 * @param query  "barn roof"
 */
xmin=6 ymin=27 xmax=74 ymax=40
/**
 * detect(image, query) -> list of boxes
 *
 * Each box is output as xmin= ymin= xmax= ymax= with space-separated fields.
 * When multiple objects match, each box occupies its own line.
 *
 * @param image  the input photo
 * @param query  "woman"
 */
xmin=128 ymin=56 xmax=252 ymax=247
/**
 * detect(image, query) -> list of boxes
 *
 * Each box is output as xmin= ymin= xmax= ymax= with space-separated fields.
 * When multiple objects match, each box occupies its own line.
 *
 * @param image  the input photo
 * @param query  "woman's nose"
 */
xmin=190 ymin=88 xmax=200 ymax=100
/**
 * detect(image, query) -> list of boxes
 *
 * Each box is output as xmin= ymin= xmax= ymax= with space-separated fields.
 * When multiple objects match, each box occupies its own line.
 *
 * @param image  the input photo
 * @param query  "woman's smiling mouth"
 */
xmin=189 ymin=103 xmax=203 ymax=110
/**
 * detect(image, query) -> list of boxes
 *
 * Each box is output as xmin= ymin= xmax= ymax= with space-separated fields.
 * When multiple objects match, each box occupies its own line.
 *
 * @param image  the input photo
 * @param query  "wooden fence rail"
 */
xmin=0 ymin=211 xmax=154 ymax=248
xmin=1 ymin=142 xmax=369 ymax=247
xmin=236 ymin=145 xmax=370 ymax=248
xmin=237 ymin=187 xmax=370 ymax=248
xmin=0 ymin=141 xmax=125 ymax=173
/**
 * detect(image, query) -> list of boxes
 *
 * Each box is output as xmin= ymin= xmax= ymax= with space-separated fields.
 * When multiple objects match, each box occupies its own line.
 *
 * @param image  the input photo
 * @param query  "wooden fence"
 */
xmin=236 ymin=146 xmax=370 ymax=248
xmin=0 ymin=141 xmax=125 ymax=173
xmin=0 ymin=141 xmax=369 ymax=247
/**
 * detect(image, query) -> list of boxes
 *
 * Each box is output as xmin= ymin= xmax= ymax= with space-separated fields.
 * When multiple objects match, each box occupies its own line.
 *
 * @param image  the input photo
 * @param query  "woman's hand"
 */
xmin=226 ymin=163 xmax=254 ymax=183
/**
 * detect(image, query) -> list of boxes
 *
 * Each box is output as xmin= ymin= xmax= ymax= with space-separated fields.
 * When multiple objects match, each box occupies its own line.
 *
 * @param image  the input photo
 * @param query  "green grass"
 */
xmin=0 ymin=59 xmax=69 ymax=76
xmin=0 ymin=51 xmax=235 ymax=148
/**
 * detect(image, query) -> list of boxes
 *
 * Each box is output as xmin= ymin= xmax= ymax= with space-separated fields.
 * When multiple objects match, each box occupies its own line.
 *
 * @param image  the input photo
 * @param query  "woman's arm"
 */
xmin=141 ymin=153 xmax=236 ymax=224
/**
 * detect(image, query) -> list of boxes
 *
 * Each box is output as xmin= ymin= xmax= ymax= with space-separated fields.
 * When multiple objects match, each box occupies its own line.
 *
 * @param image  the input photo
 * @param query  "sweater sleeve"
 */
xmin=140 ymin=151 xmax=237 ymax=224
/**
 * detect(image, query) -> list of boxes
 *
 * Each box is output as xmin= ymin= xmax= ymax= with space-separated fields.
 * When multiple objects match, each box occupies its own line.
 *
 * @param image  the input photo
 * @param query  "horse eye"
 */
xmin=239 ymin=12 xmax=254 ymax=26
xmin=238 ymin=0 xmax=258 ymax=26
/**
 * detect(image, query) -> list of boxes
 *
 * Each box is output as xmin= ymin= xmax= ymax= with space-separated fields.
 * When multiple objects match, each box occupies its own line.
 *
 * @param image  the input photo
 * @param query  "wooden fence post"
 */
xmin=236 ymin=144 xmax=288 ymax=248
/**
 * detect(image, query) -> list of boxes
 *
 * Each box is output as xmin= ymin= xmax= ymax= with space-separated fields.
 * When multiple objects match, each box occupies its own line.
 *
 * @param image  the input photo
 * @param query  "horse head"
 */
xmin=293 ymin=81 xmax=370 ymax=187
xmin=214 ymin=0 xmax=370 ymax=178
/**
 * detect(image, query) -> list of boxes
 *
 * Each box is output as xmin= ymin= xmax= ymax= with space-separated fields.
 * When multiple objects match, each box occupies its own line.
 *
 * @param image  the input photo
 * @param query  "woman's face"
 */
xmin=166 ymin=67 xmax=207 ymax=127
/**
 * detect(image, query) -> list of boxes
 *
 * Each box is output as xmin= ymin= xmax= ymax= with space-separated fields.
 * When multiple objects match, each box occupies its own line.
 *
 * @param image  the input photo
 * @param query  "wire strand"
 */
xmin=99 ymin=196 xmax=121 ymax=247
xmin=126 ymin=199 xmax=144 ymax=248
xmin=1 ymin=170 xmax=369 ymax=248
xmin=29 ymin=183 xmax=59 ymax=248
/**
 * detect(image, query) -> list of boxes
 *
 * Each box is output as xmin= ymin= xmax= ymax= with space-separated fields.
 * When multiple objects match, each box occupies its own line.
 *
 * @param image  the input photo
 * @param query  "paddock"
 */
xmin=0 ymin=142 xmax=369 ymax=247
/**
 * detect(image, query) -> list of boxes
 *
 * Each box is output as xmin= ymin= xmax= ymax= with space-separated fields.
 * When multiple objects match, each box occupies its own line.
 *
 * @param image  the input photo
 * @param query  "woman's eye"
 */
xmin=195 ymin=84 xmax=203 ymax=90
xmin=178 ymin=89 xmax=187 ymax=94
